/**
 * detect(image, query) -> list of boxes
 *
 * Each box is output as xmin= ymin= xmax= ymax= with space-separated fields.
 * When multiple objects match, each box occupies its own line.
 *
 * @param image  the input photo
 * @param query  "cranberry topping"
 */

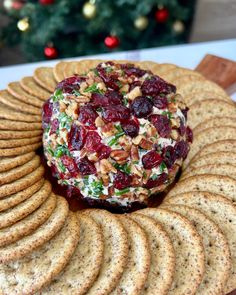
xmin=102 ymin=105 xmax=130 ymax=122
xmin=84 ymin=131 xmax=102 ymax=152
xmin=68 ymin=124 xmax=86 ymax=151
xmin=121 ymin=119 xmax=139 ymax=138
xmin=142 ymin=76 xmax=176 ymax=96
xmin=181 ymin=107 xmax=189 ymax=120
xmin=50 ymin=119 xmax=59 ymax=135
xmin=162 ymin=146 xmax=176 ymax=168
xmin=179 ymin=119 xmax=186 ymax=136
xmin=174 ymin=140 xmax=189 ymax=159
xmin=97 ymin=144 xmax=111 ymax=160
xmin=91 ymin=90 xmax=122 ymax=108
xmin=186 ymin=126 xmax=193 ymax=143
xmin=78 ymin=104 xmax=98 ymax=128
xmin=142 ymin=150 xmax=163 ymax=169
xmin=120 ymin=64 xmax=146 ymax=77
xmin=57 ymin=76 xmax=86 ymax=94
xmin=129 ymin=81 xmax=142 ymax=91
xmin=150 ymin=115 xmax=171 ymax=138
xmin=67 ymin=185 xmax=83 ymax=199
xmin=105 ymin=90 xmax=123 ymax=105
xmin=113 ymin=171 xmax=132 ymax=190
xmin=76 ymin=157 xmax=96 ymax=175
xmin=145 ymin=172 xmax=168 ymax=189
xmin=131 ymin=96 xmax=153 ymax=118
xmin=153 ymin=95 xmax=168 ymax=109
xmin=42 ymin=100 xmax=53 ymax=129
xmin=61 ymin=155 xmax=79 ymax=177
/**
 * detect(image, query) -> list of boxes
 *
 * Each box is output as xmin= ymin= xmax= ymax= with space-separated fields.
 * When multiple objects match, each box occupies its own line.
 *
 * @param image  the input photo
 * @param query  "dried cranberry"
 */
xmin=57 ymin=76 xmax=86 ymax=94
xmin=120 ymin=64 xmax=146 ymax=77
xmin=76 ymin=157 xmax=96 ymax=175
xmin=162 ymin=146 xmax=176 ymax=168
xmin=181 ymin=107 xmax=189 ymax=120
xmin=113 ymin=171 xmax=132 ymax=190
xmin=105 ymin=90 xmax=123 ymax=105
xmin=186 ymin=126 xmax=193 ymax=143
xmin=131 ymin=96 xmax=153 ymax=118
xmin=145 ymin=173 xmax=168 ymax=189
xmin=42 ymin=100 xmax=53 ymax=129
xmin=49 ymin=119 xmax=59 ymax=135
xmin=67 ymin=185 xmax=83 ymax=199
xmin=179 ymin=119 xmax=186 ymax=136
xmin=61 ymin=155 xmax=79 ymax=177
xmin=91 ymin=93 xmax=109 ymax=108
xmin=174 ymin=140 xmax=189 ymax=159
xmin=150 ymin=115 xmax=171 ymax=138
xmin=142 ymin=150 xmax=163 ymax=169
xmin=153 ymin=95 xmax=168 ymax=109
xmin=50 ymin=163 xmax=58 ymax=178
xmin=121 ymin=119 xmax=139 ymax=138
xmin=84 ymin=131 xmax=102 ymax=152
xmin=97 ymin=144 xmax=111 ymax=159
xmin=78 ymin=104 xmax=98 ymax=128
xmin=129 ymin=81 xmax=142 ymax=91
xmin=102 ymin=105 xmax=130 ymax=122
xmin=68 ymin=124 xmax=86 ymax=151
xmin=141 ymin=76 xmax=176 ymax=96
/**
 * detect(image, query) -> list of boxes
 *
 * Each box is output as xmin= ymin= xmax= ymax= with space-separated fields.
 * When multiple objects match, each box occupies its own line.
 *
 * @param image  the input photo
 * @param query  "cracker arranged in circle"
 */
xmin=0 ymin=90 xmax=41 ymax=115
xmin=161 ymin=68 xmax=203 ymax=84
xmin=0 ymin=118 xmax=42 ymax=131
xmin=20 ymin=76 xmax=51 ymax=100
xmin=0 ymin=180 xmax=50 ymax=229
xmin=0 ymin=129 xmax=42 ymax=140
xmin=188 ymin=99 xmax=236 ymax=129
xmin=0 ymin=142 xmax=42 ymax=157
xmin=147 ymin=63 xmax=177 ymax=76
xmin=0 ymin=165 xmax=44 ymax=198
xmin=183 ymin=126 xmax=236 ymax=169
xmin=42 ymin=213 xmax=104 ymax=295
xmin=83 ymin=209 xmax=129 ymax=295
xmin=194 ymin=116 xmax=236 ymax=135
xmin=0 ymin=155 xmax=41 ymax=185
xmin=0 ymin=212 xmax=80 ymax=295
xmin=0 ymin=135 xmax=41 ymax=149
xmin=161 ymin=204 xmax=231 ymax=295
xmin=0 ymin=103 xmax=41 ymax=122
xmin=74 ymin=59 xmax=103 ymax=75
xmin=33 ymin=67 xmax=57 ymax=93
xmin=7 ymin=81 xmax=44 ymax=108
xmin=64 ymin=61 xmax=82 ymax=78
xmin=130 ymin=213 xmax=175 ymax=295
xmin=53 ymin=61 xmax=68 ymax=82
xmin=0 ymin=195 xmax=69 ymax=263
xmin=111 ymin=216 xmax=150 ymax=295
xmin=0 ymin=179 xmax=44 ymax=212
xmin=184 ymin=90 xmax=232 ymax=106
xmin=139 ymin=208 xmax=205 ymax=295
xmin=164 ymin=192 xmax=236 ymax=294
xmin=0 ymin=152 xmax=35 ymax=173
xmin=0 ymin=193 xmax=56 ymax=247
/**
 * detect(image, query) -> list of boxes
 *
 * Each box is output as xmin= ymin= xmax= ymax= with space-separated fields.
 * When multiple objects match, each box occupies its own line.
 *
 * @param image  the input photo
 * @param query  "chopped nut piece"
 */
xmin=142 ymin=170 xmax=151 ymax=184
xmin=101 ymin=123 xmax=116 ymax=137
xmin=87 ymin=153 xmax=99 ymax=162
xmin=66 ymin=101 xmax=79 ymax=119
xmin=139 ymin=138 xmax=153 ymax=150
xmin=130 ymin=145 xmax=139 ymax=161
xmin=131 ymin=175 xmax=142 ymax=186
xmin=132 ymin=135 xmax=145 ymax=145
xmin=135 ymin=188 xmax=149 ymax=202
xmin=168 ymin=102 xmax=177 ymax=113
xmin=59 ymin=101 xmax=67 ymax=112
xmin=120 ymin=84 xmax=129 ymax=92
xmin=126 ymin=86 xmax=142 ymax=101
xmin=119 ymin=135 xmax=132 ymax=152
xmin=131 ymin=164 xmax=143 ymax=177
xmin=100 ymin=159 xmax=117 ymax=174
xmin=74 ymin=96 xmax=90 ymax=103
xmin=170 ymin=129 xmax=179 ymax=140
xmin=170 ymin=117 xmax=180 ymax=128
xmin=97 ymin=82 xmax=106 ymax=91
xmin=147 ymin=126 xmax=156 ymax=138
xmin=95 ymin=116 xmax=105 ymax=127
xmin=101 ymin=173 xmax=110 ymax=186
xmin=110 ymin=150 xmax=129 ymax=164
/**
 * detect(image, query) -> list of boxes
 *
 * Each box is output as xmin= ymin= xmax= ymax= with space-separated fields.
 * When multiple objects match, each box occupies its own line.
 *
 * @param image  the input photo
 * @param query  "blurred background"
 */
xmin=0 ymin=0 xmax=235 ymax=66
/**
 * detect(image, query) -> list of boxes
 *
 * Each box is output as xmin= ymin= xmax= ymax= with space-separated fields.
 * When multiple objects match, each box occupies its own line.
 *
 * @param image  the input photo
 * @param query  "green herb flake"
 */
xmin=72 ymin=89 xmax=81 ymax=96
xmin=91 ymin=180 xmax=104 ymax=197
xmin=52 ymin=88 xmax=64 ymax=102
xmin=84 ymin=83 xmax=103 ymax=94
xmin=132 ymin=160 xmax=139 ymax=165
xmin=115 ymin=188 xmax=130 ymax=196
xmin=159 ymin=162 xmax=167 ymax=173
xmin=47 ymin=146 xmax=54 ymax=156
xmin=114 ymin=162 xmax=131 ymax=175
xmin=143 ymin=171 xmax=147 ymax=178
xmin=117 ymin=81 xmax=123 ymax=89
xmin=151 ymin=173 xmax=159 ymax=180
xmin=123 ymin=97 xmax=128 ymax=106
xmin=93 ymin=69 xmax=99 ymax=76
xmin=108 ymin=127 xmax=125 ymax=146
xmin=59 ymin=113 xmax=72 ymax=129
xmin=162 ymin=111 xmax=173 ymax=119
xmin=54 ymin=145 xmax=70 ymax=158
xmin=58 ymin=161 xmax=66 ymax=173
xmin=105 ymin=67 xmax=113 ymax=73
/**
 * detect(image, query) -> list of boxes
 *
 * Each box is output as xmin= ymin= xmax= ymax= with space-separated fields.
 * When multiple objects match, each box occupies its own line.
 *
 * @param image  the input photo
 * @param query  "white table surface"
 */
xmin=0 ymin=38 xmax=236 ymax=97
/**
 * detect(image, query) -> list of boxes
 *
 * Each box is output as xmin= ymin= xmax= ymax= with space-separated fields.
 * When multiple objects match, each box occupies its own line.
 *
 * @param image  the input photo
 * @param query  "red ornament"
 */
xmin=44 ymin=46 xmax=58 ymax=59
xmin=155 ymin=8 xmax=169 ymax=23
xmin=39 ymin=0 xmax=54 ymax=5
xmin=104 ymin=36 xmax=120 ymax=49
xmin=12 ymin=1 xmax=24 ymax=10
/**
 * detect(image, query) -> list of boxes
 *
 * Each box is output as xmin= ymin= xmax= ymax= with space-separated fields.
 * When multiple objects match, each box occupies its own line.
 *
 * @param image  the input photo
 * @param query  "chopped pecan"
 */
xmin=142 ymin=169 xmax=152 ymax=185
xmin=130 ymin=145 xmax=139 ymax=161
xmin=131 ymin=175 xmax=142 ymax=186
xmin=118 ymin=136 xmax=132 ymax=152
xmin=66 ymin=101 xmax=79 ymax=119
xmin=95 ymin=116 xmax=105 ymax=127
xmin=147 ymin=126 xmax=157 ymax=138
xmin=170 ymin=129 xmax=179 ymax=140
xmin=135 ymin=188 xmax=149 ymax=202
xmin=168 ymin=102 xmax=177 ymax=113
xmin=126 ymin=86 xmax=142 ymax=101
xmin=100 ymin=159 xmax=117 ymax=174
xmin=110 ymin=150 xmax=129 ymax=164
xmin=87 ymin=152 xmax=99 ymax=162
xmin=101 ymin=173 xmax=110 ymax=186
xmin=74 ymin=96 xmax=90 ymax=104
xmin=170 ymin=117 xmax=180 ymax=128
xmin=131 ymin=164 xmax=143 ymax=177
xmin=139 ymin=138 xmax=153 ymax=150
xmin=120 ymin=84 xmax=129 ymax=92
xmin=59 ymin=101 xmax=67 ymax=112
xmin=100 ymin=123 xmax=116 ymax=137
xmin=132 ymin=135 xmax=145 ymax=145
xmin=97 ymin=82 xmax=106 ymax=92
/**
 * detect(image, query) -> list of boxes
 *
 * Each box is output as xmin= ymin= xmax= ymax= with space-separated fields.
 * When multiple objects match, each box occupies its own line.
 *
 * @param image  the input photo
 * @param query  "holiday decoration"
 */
xmin=134 ymin=16 xmax=149 ymax=31
xmin=17 ymin=18 xmax=29 ymax=32
xmin=155 ymin=7 xmax=169 ymax=23
xmin=44 ymin=46 xmax=58 ymax=59
xmin=173 ymin=20 xmax=185 ymax=34
xmin=82 ymin=1 xmax=96 ymax=19
xmin=104 ymin=35 xmax=120 ymax=49
xmin=39 ymin=0 xmax=54 ymax=5
xmin=3 ymin=0 xmax=14 ymax=11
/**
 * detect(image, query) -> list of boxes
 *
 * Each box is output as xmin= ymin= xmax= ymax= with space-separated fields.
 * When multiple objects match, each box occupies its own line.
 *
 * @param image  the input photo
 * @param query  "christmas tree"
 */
xmin=1 ymin=0 xmax=196 ymax=61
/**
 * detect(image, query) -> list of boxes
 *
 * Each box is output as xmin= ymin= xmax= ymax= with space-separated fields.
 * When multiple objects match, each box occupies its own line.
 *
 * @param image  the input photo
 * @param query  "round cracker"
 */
xmin=0 ymin=142 xmax=42 ymax=157
xmin=0 ymin=165 xmax=44 ymax=198
xmin=33 ymin=67 xmax=57 ymax=92
xmin=188 ymin=99 xmax=236 ymax=129
xmin=194 ymin=116 xmax=236 ymax=135
xmin=111 ymin=216 xmax=150 ymax=295
xmin=0 ymin=212 xmax=80 ymax=295
xmin=161 ymin=68 xmax=203 ymax=84
xmin=0 ymin=152 xmax=35 ymax=173
xmin=166 ymin=174 xmax=236 ymax=204
xmin=0 ymin=180 xmax=50 ymax=229
xmin=0 ymin=155 xmax=41 ymax=185
xmin=0 ymin=135 xmax=41 ymax=149
xmin=161 ymin=204 xmax=231 ymax=295
xmin=129 ymin=213 xmax=175 ymax=295
xmin=0 ymin=179 xmax=44 ymax=212
xmin=0 ymin=103 xmax=41 ymax=122
xmin=0 ymin=195 xmax=69 ymax=263
xmin=83 ymin=209 xmax=129 ymax=295
xmin=0 ymin=90 xmax=41 ymax=115
xmin=53 ymin=61 xmax=68 ymax=82
xmin=164 ymin=192 xmax=236 ymax=294
xmin=0 ymin=129 xmax=42 ymax=140
xmin=148 ymin=63 xmax=177 ymax=76
xmin=7 ymin=81 xmax=44 ymax=108
xmin=42 ymin=213 xmax=104 ymax=295
xmin=0 ymin=119 xmax=42 ymax=131
xmin=183 ymin=126 xmax=236 ymax=169
xmin=20 ymin=76 xmax=51 ymax=100
xmin=139 ymin=208 xmax=205 ymax=295
xmin=74 ymin=59 xmax=103 ymax=75
xmin=184 ymin=90 xmax=232 ymax=106
xmin=64 ymin=61 xmax=82 ymax=77
xmin=0 ymin=193 xmax=56 ymax=247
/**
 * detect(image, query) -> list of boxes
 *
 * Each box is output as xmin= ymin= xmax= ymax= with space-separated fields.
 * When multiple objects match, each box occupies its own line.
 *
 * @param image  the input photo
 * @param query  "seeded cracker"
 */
xmin=20 ymin=76 xmax=51 ymax=100
xmin=33 ymin=67 xmax=57 ymax=92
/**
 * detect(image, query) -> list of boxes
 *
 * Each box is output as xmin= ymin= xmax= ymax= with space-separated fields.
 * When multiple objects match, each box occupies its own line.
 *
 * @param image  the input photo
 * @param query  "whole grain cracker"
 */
xmin=147 ymin=63 xmax=177 ymax=76
xmin=0 ymin=212 xmax=80 ymax=295
xmin=0 ymin=179 xmax=44 ymax=212
xmin=0 ymin=155 xmax=41 ymax=185
xmin=166 ymin=174 xmax=236 ymax=204
xmin=0 ymin=103 xmax=41 ymax=122
xmin=139 ymin=208 xmax=205 ymax=295
xmin=0 ymin=90 xmax=41 ymax=115
xmin=83 ymin=209 xmax=129 ymax=295
xmin=41 ymin=213 xmax=104 ymax=295
xmin=74 ymin=59 xmax=103 ymax=75
xmin=0 ymin=193 xmax=56 ymax=247
xmin=0 ymin=135 xmax=41 ymax=149
xmin=0 ymin=152 xmax=35 ymax=172
xmin=0 ymin=165 xmax=44 ymax=198
xmin=194 ymin=116 xmax=236 ymax=135
xmin=161 ymin=204 xmax=231 ymax=295
xmin=129 ymin=213 xmax=175 ymax=295
xmin=7 ymin=81 xmax=43 ymax=108
xmin=64 ymin=61 xmax=82 ymax=77
xmin=0 ymin=129 xmax=42 ymax=140
xmin=53 ymin=61 xmax=68 ymax=82
xmin=33 ymin=67 xmax=57 ymax=93
xmin=184 ymin=90 xmax=232 ymax=106
xmin=0 ymin=195 xmax=69 ymax=263
xmin=111 ymin=216 xmax=151 ymax=295
xmin=0 ymin=119 xmax=42 ymax=131
xmin=0 ymin=142 xmax=42 ymax=156
xmin=0 ymin=180 xmax=50 ymax=229
xmin=164 ymin=192 xmax=236 ymax=294
xmin=20 ymin=76 xmax=51 ymax=100
xmin=161 ymin=68 xmax=203 ymax=84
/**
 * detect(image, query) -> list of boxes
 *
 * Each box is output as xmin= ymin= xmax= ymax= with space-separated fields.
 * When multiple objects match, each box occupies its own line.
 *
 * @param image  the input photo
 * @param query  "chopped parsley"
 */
xmin=93 ymin=69 xmax=99 ymax=76
xmin=123 ymin=97 xmax=128 ymax=106
xmin=132 ymin=160 xmax=139 ymax=165
xmin=54 ymin=145 xmax=70 ymax=158
xmin=72 ymin=89 xmax=81 ymax=96
xmin=108 ymin=125 xmax=125 ymax=146
xmin=47 ymin=146 xmax=54 ymax=156
xmin=58 ymin=161 xmax=66 ymax=173
xmin=84 ymin=83 xmax=103 ymax=94
xmin=105 ymin=67 xmax=113 ymax=73
xmin=143 ymin=171 xmax=147 ymax=178
xmin=114 ymin=162 xmax=131 ymax=175
xmin=58 ymin=112 xmax=72 ymax=129
xmin=52 ymin=88 xmax=64 ymax=102
xmin=117 ymin=81 xmax=123 ymax=89
xmin=91 ymin=180 xmax=104 ymax=197
xmin=115 ymin=188 xmax=130 ymax=196
xmin=159 ymin=161 xmax=167 ymax=173
xmin=151 ymin=173 xmax=159 ymax=180
xmin=162 ymin=111 xmax=173 ymax=119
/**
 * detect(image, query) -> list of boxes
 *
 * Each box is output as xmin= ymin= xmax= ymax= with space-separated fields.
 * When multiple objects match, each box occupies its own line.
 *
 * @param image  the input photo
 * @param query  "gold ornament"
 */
xmin=134 ymin=16 xmax=149 ymax=31
xmin=17 ymin=17 xmax=29 ymax=31
xmin=173 ymin=20 xmax=185 ymax=34
xmin=82 ymin=1 xmax=96 ymax=19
